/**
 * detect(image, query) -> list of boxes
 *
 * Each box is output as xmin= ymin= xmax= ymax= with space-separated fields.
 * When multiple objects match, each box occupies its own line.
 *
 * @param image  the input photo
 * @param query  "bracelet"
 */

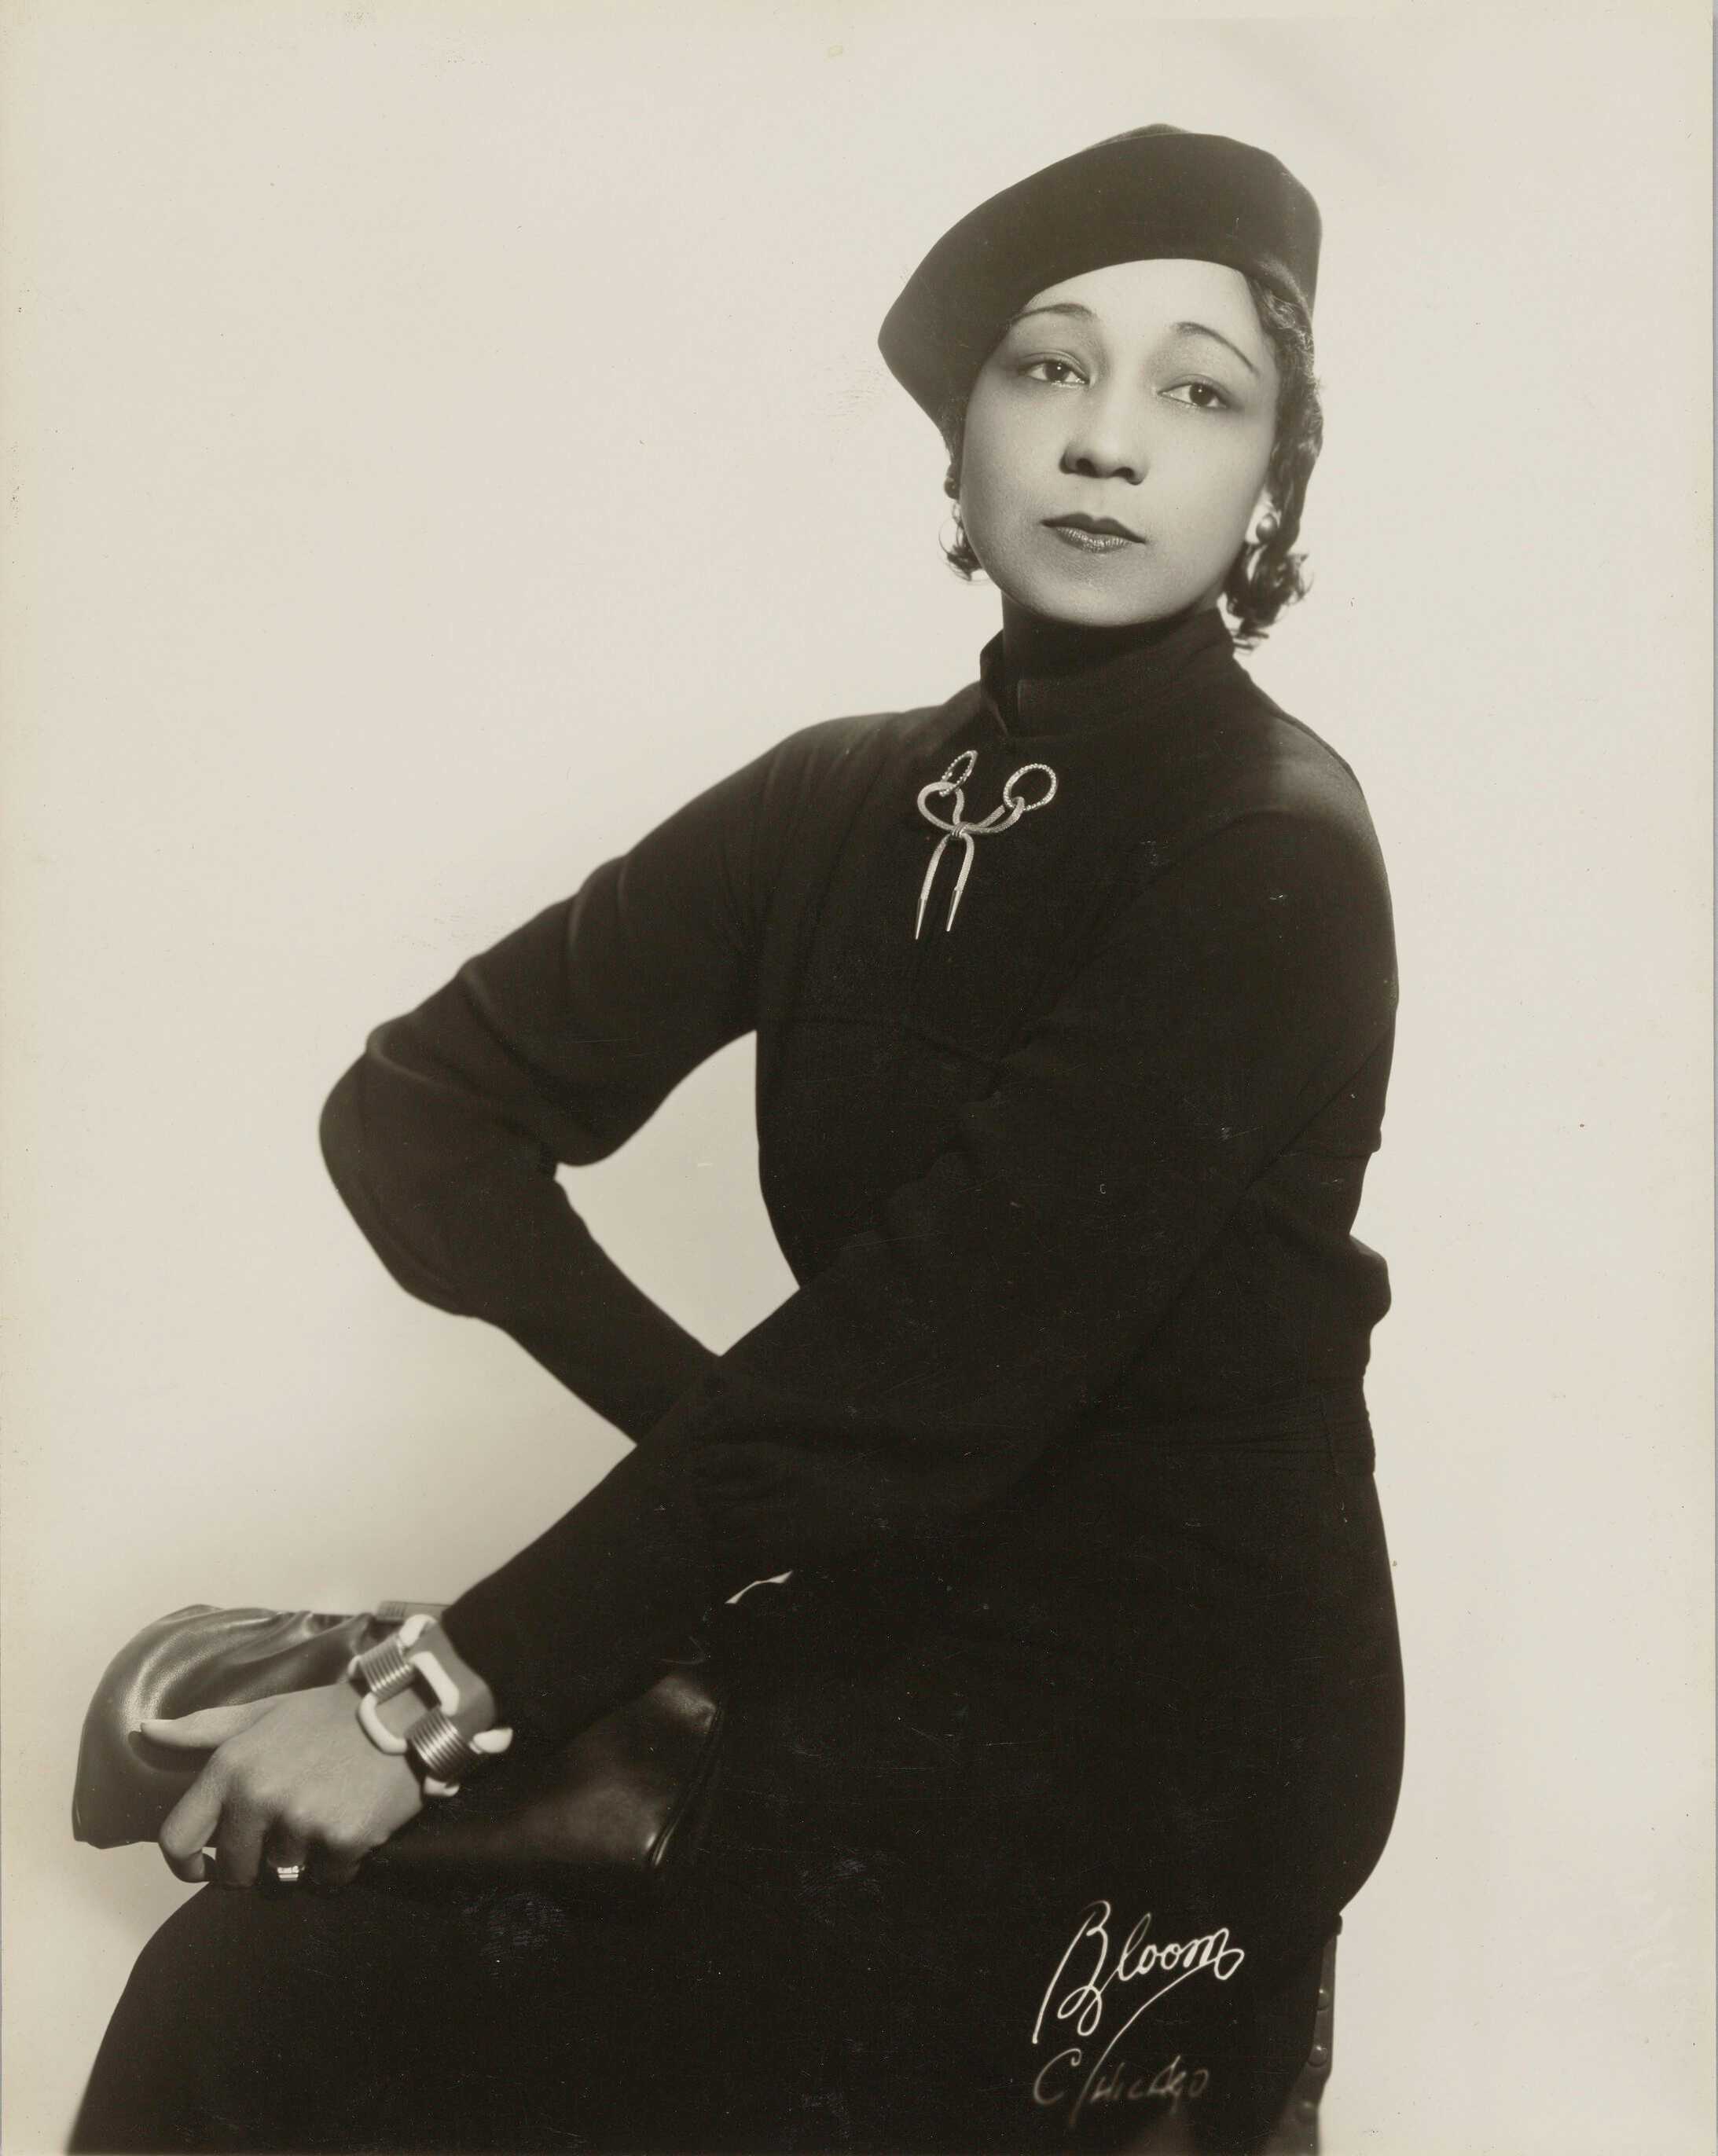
xmin=348 ymin=1613 xmax=513 ymax=1798
xmin=402 ymin=1710 xmax=514 ymax=1798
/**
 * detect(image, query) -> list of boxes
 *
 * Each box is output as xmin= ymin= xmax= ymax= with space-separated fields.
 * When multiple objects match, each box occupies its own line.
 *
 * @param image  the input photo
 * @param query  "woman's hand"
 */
xmin=148 ymin=1682 xmax=425 ymax=1890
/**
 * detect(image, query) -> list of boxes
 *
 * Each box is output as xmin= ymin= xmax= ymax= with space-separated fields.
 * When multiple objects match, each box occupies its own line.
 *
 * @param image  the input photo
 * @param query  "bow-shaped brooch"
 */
xmin=913 ymin=749 xmax=1059 ymax=938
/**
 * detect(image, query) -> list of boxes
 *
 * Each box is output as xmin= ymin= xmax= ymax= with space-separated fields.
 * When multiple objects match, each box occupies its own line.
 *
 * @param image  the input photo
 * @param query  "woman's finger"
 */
xmin=139 ymin=1699 xmax=280 ymax=1748
xmin=158 ymin=1763 xmax=227 ymax=1883
xmin=307 ymin=1840 xmax=367 ymax=1894
xmin=211 ymin=1793 xmax=270 ymax=1890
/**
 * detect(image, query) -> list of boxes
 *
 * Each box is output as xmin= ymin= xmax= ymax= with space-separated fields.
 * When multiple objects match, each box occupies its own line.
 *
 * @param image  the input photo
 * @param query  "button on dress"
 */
xmin=74 ymin=601 xmax=1405 ymax=2156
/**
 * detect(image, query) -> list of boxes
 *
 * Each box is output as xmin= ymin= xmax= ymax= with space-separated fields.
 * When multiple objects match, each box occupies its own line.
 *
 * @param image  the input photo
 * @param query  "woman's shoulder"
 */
xmin=743 ymin=688 xmax=982 ymax=819
xmin=768 ymin=688 xmax=978 ymax=769
xmin=1115 ymin=669 xmax=1394 ymax=954
xmin=1200 ymin=668 xmax=1386 ymax=856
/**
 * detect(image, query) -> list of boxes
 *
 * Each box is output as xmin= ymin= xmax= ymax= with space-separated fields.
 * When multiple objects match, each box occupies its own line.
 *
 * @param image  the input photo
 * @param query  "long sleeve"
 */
xmin=432 ymin=790 xmax=1399 ymax=1744
xmin=318 ymin=736 xmax=786 ymax=1441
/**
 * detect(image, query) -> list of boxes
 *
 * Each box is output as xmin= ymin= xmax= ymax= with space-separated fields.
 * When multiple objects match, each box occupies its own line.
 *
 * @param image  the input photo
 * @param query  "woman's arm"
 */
xmin=318 ymin=734 xmax=791 ymax=1439
xmin=431 ymin=793 xmax=1400 ymax=1745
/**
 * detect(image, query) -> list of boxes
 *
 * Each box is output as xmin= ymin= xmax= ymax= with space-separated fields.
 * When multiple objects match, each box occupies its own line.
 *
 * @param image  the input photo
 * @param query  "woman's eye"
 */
xmin=1018 ymin=357 xmax=1087 ymax=387
xmin=1165 ymin=380 xmax=1235 ymax=412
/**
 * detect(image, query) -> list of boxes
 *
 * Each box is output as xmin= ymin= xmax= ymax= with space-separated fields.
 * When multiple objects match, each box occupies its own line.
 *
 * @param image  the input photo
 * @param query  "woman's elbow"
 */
xmin=318 ymin=1058 xmax=369 ymax=1204
xmin=317 ymin=1055 xmax=471 ymax=1317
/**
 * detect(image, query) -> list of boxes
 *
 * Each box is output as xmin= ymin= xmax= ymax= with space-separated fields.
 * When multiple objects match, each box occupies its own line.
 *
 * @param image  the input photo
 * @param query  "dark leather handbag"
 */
xmin=72 ymin=1589 xmax=765 ymax=1913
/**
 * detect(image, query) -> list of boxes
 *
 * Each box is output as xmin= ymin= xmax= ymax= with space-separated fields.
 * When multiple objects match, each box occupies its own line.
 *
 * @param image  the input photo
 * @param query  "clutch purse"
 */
xmin=71 ymin=1590 xmax=763 ymax=1913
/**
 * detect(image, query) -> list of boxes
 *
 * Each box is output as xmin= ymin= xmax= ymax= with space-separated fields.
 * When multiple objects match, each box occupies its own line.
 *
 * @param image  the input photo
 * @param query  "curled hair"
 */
xmin=935 ymin=274 xmax=1324 ymax=649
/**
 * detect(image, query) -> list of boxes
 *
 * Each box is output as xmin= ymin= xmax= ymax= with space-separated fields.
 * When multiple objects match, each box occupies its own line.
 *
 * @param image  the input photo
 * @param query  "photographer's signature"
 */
xmin=1029 ymin=1898 xmax=1244 ymax=2129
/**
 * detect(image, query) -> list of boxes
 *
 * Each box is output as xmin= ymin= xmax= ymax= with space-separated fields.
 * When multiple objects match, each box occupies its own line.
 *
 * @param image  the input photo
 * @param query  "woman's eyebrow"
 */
xmin=1169 ymin=321 xmax=1261 ymax=377
xmin=1004 ymin=302 xmax=1261 ymax=377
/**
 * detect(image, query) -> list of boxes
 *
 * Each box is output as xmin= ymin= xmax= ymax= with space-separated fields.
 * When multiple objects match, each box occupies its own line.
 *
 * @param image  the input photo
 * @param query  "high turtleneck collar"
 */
xmin=978 ymin=597 xmax=1233 ymax=739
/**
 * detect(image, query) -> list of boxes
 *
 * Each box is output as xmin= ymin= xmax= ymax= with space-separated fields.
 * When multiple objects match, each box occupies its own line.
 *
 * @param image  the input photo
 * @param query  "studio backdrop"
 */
xmin=2 ymin=6 xmax=1711 ymax=2153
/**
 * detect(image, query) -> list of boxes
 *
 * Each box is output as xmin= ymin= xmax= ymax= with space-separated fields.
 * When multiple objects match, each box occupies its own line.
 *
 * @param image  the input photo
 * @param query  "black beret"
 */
xmin=878 ymin=123 xmax=1320 ymax=430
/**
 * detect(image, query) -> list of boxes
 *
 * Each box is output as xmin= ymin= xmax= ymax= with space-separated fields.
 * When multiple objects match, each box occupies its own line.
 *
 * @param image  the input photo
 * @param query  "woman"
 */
xmin=73 ymin=124 xmax=1404 ymax=2155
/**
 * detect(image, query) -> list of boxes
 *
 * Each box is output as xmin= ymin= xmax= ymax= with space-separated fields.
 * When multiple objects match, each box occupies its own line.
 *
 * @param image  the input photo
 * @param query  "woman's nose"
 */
xmin=1059 ymin=392 xmax=1148 ymax=484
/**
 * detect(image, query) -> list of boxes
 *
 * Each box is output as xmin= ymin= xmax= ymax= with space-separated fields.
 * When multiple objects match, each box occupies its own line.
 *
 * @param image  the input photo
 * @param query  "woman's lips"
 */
xmin=1044 ymin=522 xmax=1143 ymax=553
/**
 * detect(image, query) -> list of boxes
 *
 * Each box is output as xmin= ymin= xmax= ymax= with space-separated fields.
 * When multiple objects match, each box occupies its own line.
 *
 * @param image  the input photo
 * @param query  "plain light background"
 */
xmin=2 ymin=4 xmax=1712 ymax=2151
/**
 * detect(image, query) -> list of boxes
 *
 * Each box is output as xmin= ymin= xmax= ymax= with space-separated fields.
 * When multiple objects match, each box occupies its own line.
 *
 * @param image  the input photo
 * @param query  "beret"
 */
xmin=878 ymin=123 xmax=1320 ymax=430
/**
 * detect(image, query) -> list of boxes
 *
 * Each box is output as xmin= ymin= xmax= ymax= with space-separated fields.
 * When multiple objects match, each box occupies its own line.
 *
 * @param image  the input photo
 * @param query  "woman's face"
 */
xmin=957 ymin=256 xmax=1280 ymax=628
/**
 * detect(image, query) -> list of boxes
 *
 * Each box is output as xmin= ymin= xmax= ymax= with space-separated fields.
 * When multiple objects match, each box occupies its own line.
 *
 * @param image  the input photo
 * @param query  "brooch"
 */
xmin=913 ymin=749 xmax=1059 ymax=937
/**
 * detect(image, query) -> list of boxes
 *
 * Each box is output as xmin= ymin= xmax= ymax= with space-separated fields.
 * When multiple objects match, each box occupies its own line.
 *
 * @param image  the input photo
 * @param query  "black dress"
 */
xmin=73 ymin=600 xmax=1405 ymax=2155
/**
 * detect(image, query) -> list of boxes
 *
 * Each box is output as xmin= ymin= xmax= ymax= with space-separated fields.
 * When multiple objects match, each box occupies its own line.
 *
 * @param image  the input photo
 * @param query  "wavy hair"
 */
xmin=935 ymin=275 xmax=1323 ymax=650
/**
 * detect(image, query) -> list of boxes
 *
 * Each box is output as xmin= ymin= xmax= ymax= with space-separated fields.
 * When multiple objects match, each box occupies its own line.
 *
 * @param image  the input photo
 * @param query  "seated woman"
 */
xmin=72 ymin=123 xmax=1405 ymax=2156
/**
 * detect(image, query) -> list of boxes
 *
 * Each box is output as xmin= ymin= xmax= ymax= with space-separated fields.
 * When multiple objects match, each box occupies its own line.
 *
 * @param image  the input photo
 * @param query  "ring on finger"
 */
xmin=259 ymin=1839 xmax=310 ymax=1894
